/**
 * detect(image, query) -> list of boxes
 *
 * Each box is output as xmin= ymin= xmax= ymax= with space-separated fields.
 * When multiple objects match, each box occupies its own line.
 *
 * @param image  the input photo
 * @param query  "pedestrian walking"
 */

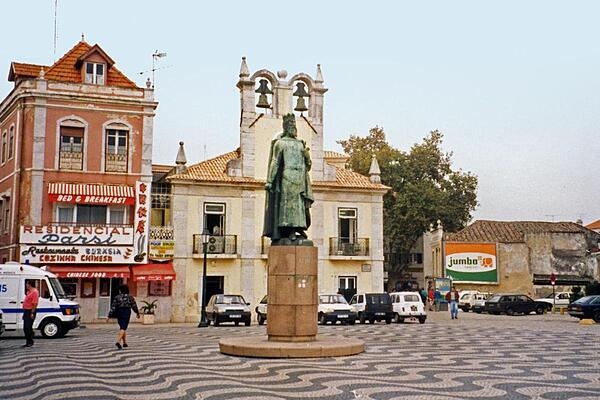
xmin=108 ymin=284 xmax=140 ymax=350
xmin=427 ymin=285 xmax=435 ymax=311
xmin=445 ymin=285 xmax=460 ymax=319
xmin=22 ymin=280 xmax=39 ymax=347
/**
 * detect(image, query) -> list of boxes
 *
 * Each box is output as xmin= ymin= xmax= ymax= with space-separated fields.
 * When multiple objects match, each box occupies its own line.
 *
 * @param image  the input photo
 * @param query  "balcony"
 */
xmin=329 ymin=238 xmax=370 ymax=257
xmin=192 ymin=234 xmax=237 ymax=257
xmin=150 ymin=226 xmax=174 ymax=240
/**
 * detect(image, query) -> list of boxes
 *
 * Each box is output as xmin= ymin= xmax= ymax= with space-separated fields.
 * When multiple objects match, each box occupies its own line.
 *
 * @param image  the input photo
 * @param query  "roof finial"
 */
xmin=81 ymin=33 xmax=85 ymax=42
xmin=38 ymin=67 xmax=45 ymax=80
xmin=175 ymin=141 xmax=187 ymax=173
xmin=239 ymin=56 xmax=249 ymax=78
xmin=369 ymin=154 xmax=381 ymax=184
xmin=315 ymin=64 xmax=324 ymax=83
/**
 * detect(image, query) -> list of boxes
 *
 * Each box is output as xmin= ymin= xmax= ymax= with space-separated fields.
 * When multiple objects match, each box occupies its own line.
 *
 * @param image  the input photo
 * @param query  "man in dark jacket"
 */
xmin=445 ymin=286 xmax=460 ymax=319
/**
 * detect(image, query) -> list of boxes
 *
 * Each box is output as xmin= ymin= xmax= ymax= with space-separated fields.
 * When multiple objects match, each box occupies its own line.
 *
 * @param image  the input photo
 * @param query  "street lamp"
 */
xmin=197 ymin=228 xmax=210 ymax=327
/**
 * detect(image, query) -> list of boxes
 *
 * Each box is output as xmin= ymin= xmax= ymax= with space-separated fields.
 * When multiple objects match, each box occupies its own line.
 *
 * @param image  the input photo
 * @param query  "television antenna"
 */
xmin=139 ymin=51 xmax=168 ymax=89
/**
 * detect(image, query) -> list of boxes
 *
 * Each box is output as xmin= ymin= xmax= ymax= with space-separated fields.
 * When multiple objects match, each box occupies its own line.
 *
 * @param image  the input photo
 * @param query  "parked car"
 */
xmin=471 ymin=294 xmax=492 ymax=313
xmin=389 ymin=291 xmax=426 ymax=324
xmin=485 ymin=294 xmax=547 ymax=316
xmin=535 ymin=291 xmax=571 ymax=308
xmin=567 ymin=295 xmax=600 ymax=322
xmin=349 ymin=293 xmax=394 ymax=324
xmin=459 ymin=291 xmax=493 ymax=312
xmin=318 ymin=294 xmax=356 ymax=325
xmin=206 ymin=294 xmax=251 ymax=326
xmin=255 ymin=295 xmax=267 ymax=325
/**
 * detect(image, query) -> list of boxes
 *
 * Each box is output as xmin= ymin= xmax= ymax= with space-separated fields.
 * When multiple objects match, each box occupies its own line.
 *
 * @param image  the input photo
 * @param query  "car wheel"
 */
xmin=348 ymin=319 xmax=356 ymax=325
xmin=369 ymin=318 xmax=375 ymax=324
xmin=40 ymin=319 xmax=62 ymax=339
xmin=506 ymin=307 xmax=514 ymax=316
xmin=594 ymin=312 xmax=600 ymax=323
xmin=234 ymin=321 xmax=239 ymax=326
xmin=418 ymin=317 xmax=426 ymax=324
xmin=397 ymin=317 xmax=405 ymax=324
xmin=245 ymin=319 xmax=251 ymax=326
xmin=213 ymin=313 xmax=220 ymax=327
xmin=475 ymin=310 xmax=482 ymax=314
xmin=359 ymin=313 xmax=366 ymax=324
xmin=257 ymin=314 xmax=265 ymax=325
xmin=535 ymin=306 xmax=545 ymax=315
xmin=385 ymin=318 xmax=391 ymax=324
xmin=319 ymin=313 xmax=327 ymax=325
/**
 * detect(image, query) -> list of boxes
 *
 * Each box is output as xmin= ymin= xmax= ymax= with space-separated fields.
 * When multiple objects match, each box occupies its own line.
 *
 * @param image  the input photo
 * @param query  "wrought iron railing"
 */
xmin=329 ymin=237 xmax=370 ymax=256
xmin=192 ymin=234 xmax=237 ymax=255
xmin=150 ymin=225 xmax=174 ymax=240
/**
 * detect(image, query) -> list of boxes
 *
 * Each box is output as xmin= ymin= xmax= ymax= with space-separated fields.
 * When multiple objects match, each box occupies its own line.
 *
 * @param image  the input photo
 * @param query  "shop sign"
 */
xmin=20 ymin=225 xmax=134 ymax=246
xmin=133 ymin=181 xmax=150 ymax=263
xmin=444 ymin=242 xmax=498 ymax=283
xmin=20 ymin=245 xmax=136 ymax=264
xmin=48 ymin=194 xmax=134 ymax=205
xmin=149 ymin=240 xmax=175 ymax=260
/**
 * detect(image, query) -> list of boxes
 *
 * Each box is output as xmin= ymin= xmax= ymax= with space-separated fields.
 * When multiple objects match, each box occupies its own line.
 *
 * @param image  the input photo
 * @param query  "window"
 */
xmin=338 ymin=276 xmax=357 ymax=303
xmin=57 ymin=206 xmax=75 ymax=223
xmin=108 ymin=207 xmax=126 ymax=225
xmin=338 ymin=208 xmax=357 ymax=244
xmin=1 ymin=131 xmax=6 ymax=164
xmin=76 ymin=205 xmax=107 ymax=224
xmin=80 ymin=278 xmax=96 ymax=298
xmin=148 ymin=281 xmax=171 ymax=296
xmin=204 ymin=203 xmax=225 ymax=235
xmin=151 ymin=181 xmax=171 ymax=226
xmin=8 ymin=126 xmax=14 ymax=160
xmin=59 ymin=125 xmax=84 ymax=170
xmin=2 ymin=196 xmax=9 ymax=232
xmin=85 ymin=62 xmax=105 ymax=85
xmin=60 ymin=278 xmax=77 ymax=297
xmin=105 ymin=128 xmax=128 ymax=172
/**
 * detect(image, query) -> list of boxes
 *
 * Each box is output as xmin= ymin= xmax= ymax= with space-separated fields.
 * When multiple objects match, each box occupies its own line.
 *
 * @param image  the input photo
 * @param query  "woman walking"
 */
xmin=109 ymin=284 xmax=140 ymax=349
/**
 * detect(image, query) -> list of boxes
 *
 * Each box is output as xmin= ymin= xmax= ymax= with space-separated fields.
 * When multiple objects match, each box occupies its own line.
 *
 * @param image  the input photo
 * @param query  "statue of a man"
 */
xmin=263 ymin=113 xmax=314 ymax=244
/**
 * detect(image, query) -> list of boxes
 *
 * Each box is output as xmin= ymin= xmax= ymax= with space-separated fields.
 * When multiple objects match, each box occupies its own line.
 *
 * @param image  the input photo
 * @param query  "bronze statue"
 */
xmin=263 ymin=114 xmax=313 ymax=244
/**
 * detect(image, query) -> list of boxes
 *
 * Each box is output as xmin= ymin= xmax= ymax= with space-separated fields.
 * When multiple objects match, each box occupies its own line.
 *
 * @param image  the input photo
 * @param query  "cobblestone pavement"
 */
xmin=1 ymin=311 xmax=599 ymax=400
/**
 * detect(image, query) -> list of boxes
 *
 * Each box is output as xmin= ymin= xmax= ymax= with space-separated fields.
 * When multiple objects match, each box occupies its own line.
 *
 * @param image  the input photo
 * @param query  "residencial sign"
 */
xmin=444 ymin=242 xmax=498 ymax=284
xmin=20 ymin=225 xmax=134 ymax=246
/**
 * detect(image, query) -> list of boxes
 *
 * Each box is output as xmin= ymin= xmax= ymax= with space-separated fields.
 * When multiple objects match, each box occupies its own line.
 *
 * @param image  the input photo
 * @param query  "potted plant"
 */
xmin=140 ymin=299 xmax=158 ymax=325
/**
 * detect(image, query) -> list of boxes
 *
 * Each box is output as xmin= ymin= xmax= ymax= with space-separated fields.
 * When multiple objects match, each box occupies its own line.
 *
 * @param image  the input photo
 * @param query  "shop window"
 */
xmin=80 ymin=278 xmax=96 ymax=298
xmin=61 ymin=278 xmax=78 ymax=297
xmin=148 ymin=280 xmax=171 ymax=296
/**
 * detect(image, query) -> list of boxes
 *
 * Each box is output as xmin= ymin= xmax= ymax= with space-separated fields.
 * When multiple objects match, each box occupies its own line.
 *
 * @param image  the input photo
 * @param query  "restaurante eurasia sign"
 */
xmin=19 ymin=245 xmax=136 ymax=264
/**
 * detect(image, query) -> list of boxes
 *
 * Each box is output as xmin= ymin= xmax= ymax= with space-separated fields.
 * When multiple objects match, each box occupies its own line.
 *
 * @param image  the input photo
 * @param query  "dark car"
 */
xmin=206 ymin=294 xmax=251 ymax=326
xmin=567 ymin=295 xmax=600 ymax=322
xmin=349 ymin=293 xmax=394 ymax=324
xmin=255 ymin=295 xmax=267 ymax=325
xmin=485 ymin=293 xmax=547 ymax=316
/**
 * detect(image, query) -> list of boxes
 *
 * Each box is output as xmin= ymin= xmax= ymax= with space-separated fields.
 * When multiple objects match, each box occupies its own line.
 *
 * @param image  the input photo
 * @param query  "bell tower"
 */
xmin=236 ymin=58 xmax=328 ymax=181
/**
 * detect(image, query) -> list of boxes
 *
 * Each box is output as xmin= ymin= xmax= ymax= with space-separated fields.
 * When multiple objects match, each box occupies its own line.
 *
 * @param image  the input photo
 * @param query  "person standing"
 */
xmin=109 ymin=285 xmax=140 ymax=350
xmin=445 ymin=285 xmax=460 ymax=320
xmin=22 ymin=280 xmax=39 ymax=347
xmin=427 ymin=284 xmax=435 ymax=311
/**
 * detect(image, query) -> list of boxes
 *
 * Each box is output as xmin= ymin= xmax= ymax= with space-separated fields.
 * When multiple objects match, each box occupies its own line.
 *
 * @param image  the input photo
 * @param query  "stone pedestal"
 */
xmin=267 ymin=245 xmax=317 ymax=342
xmin=219 ymin=245 xmax=364 ymax=358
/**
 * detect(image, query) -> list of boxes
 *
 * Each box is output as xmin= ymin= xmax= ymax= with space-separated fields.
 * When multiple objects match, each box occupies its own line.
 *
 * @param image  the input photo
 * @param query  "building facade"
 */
xmin=164 ymin=60 xmax=388 ymax=322
xmin=0 ymin=40 xmax=175 ymax=322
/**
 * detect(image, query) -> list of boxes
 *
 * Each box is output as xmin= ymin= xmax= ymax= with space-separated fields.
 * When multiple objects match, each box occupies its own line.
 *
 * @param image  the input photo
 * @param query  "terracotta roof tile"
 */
xmin=585 ymin=219 xmax=600 ymax=230
xmin=324 ymin=151 xmax=348 ymax=159
xmin=447 ymin=220 xmax=594 ymax=243
xmin=167 ymin=149 xmax=388 ymax=191
xmin=9 ymin=41 xmax=137 ymax=88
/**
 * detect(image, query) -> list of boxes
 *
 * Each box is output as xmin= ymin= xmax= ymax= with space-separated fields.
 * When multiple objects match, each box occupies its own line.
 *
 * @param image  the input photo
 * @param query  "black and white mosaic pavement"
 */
xmin=0 ymin=312 xmax=598 ymax=400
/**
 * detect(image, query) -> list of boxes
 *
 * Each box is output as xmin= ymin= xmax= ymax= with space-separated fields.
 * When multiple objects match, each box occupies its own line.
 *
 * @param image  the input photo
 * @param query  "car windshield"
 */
xmin=487 ymin=295 xmax=501 ymax=302
xmin=48 ymin=277 xmax=68 ymax=299
xmin=216 ymin=295 xmax=246 ymax=305
xmin=544 ymin=293 xmax=555 ymax=298
xmin=319 ymin=294 xmax=348 ymax=304
xmin=573 ymin=296 xmax=597 ymax=305
xmin=404 ymin=294 xmax=421 ymax=302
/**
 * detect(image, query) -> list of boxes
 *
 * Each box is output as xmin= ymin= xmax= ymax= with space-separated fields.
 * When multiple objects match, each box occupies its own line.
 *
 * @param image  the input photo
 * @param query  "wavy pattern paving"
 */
xmin=0 ymin=315 xmax=598 ymax=400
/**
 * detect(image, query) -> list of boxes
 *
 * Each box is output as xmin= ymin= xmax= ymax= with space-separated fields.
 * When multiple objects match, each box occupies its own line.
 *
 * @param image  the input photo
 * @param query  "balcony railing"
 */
xmin=150 ymin=226 xmax=174 ymax=240
xmin=329 ymin=238 xmax=370 ymax=256
xmin=192 ymin=234 xmax=237 ymax=255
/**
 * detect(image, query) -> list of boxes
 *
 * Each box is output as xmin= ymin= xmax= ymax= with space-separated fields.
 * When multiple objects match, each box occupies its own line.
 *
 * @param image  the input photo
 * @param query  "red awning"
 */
xmin=131 ymin=263 xmax=176 ymax=281
xmin=48 ymin=265 xmax=130 ymax=279
xmin=48 ymin=183 xmax=135 ymax=205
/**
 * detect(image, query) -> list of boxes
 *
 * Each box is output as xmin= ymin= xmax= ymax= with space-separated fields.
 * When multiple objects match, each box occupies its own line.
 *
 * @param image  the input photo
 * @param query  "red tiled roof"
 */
xmin=8 ymin=41 xmax=137 ymax=88
xmin=586 ymin=219 xmax=600 ymax=230
xmin=167 ymin=149 xmax=388 ymax=190
xmin=447 ymin=220 xmax=594 ymax=243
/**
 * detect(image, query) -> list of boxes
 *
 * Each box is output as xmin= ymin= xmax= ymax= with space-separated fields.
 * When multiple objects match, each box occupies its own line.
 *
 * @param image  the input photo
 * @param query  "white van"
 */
xmin=0 ymin=263 xmax=80 ymax=338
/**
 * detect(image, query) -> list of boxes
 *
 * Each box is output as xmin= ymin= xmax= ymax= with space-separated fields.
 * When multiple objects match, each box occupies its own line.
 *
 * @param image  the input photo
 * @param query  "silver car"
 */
xmin=206 ymin=294 xmax=251 ymax=326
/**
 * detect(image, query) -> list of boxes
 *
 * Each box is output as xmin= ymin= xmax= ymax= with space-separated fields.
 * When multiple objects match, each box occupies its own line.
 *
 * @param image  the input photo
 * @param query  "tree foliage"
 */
xmin=338 ymin=128 xmax=479 ymax=275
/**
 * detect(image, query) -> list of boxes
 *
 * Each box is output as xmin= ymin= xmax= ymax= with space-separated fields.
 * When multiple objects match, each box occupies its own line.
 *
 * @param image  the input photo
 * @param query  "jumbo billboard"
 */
xmin=444 ymin=242 xmax=498 ymax=283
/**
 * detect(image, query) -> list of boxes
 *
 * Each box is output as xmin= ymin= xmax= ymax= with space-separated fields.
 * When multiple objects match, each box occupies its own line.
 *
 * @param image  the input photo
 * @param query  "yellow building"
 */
xmin=166 ymin=60 xmax=388 ymax=322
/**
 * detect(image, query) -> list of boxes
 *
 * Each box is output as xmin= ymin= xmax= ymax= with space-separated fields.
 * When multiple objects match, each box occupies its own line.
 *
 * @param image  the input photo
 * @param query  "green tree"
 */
xmin=338 ymin=128 xmax=478 ymax=287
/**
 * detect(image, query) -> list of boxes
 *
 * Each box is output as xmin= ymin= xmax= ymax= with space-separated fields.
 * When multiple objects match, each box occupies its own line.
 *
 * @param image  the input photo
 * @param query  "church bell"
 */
xmin=255 ymin=79 xmax=273 ymax=109
xmin=293 ymin=82 xmax=309 ymax=112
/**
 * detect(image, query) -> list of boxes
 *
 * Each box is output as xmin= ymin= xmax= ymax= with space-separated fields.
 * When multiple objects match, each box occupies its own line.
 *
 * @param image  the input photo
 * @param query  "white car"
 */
xmin=459 ymin=291 xmax=492 ymax=312
xmin=389 ymin=291 xmax=427 ymax=324
xmin=318 ymin=294 xmax=356 ymax=325
xmin=206 ymin=294 xmax=251 ymax=326
xmin=535 ymin=292 xmax=571 ymax=308
xmin=255 ymin=295 xmax=267 ymax=325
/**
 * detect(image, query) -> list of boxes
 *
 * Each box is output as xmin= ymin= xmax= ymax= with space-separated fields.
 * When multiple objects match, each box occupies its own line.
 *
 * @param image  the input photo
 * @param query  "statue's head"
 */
xmin=282 ymin=113 xmax=297 ymax=137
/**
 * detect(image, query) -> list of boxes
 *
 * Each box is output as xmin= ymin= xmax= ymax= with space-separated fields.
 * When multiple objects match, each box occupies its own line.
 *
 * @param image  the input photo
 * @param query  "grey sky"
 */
xmin=2 ymin=1 xmax=599 ymax=224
